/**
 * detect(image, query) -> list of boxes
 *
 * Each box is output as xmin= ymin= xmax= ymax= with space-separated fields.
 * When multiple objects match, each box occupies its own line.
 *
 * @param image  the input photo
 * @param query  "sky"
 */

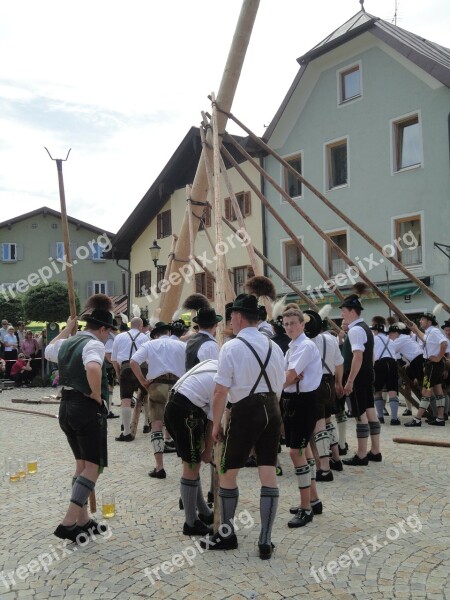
xmin=1 ymin=0 xmax=449 ymax=234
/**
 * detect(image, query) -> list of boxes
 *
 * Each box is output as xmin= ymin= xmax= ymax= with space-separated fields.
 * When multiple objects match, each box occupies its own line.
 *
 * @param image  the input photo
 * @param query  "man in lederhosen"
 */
xmin=131 ymin=321 xmax=186 ymax=478
xmin=111 ymin=317 xmax=149 ymax=441
xmin=405 ymin=311 xmax=448 ymax=427
xmin=185 ymin=307 xmax=222 ymax=370
xmin=45 ymin=294 xmax=116 ymax=543
xmin=371 ymin=316 xmax=400 ymax=425
xmin=164 ymin=359 xmax=218 ymax=537
xmin=201 ymin=293 xmax=284 ymax=560
xmin=340 ymin=294 xmax=381 ymax=465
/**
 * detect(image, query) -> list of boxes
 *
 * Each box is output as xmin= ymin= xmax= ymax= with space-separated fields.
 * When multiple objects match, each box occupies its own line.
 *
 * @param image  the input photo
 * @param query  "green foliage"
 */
xmin=0 ymin=295 xmax=25 ymax=325
xmin=23 ymin=281 xmax=80 ymax=323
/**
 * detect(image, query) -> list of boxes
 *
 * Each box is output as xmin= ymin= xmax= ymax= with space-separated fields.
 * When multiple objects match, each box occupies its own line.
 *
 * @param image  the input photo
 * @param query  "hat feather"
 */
xmin=397 ymin=322 xmax=407 ymax=330
xmin=85 ymin=293 xmax=112 ymax=312
xmin=352 ymin=282 xmax=369 ymax=296
xmin=318 ymin=304 xmax=332 ymax=319
xmin=245 ymin=276 xmax=277 ymax=301
xmin=132 ymin=304 xmax=141 ymax=318
xmin=150 ymin=308 xmax=161 ymax=328
xmin=182 ymin=294 xmax=210 ymax=311
xmin=433 ymin=303 xmax=444 ymax=317
xmin=120 ymin=313 xmax=128 ymax=324
xmin=272 ymin=296 xmax=287 ymax=321
xmin=172 ymin=308 xmax=183 ymax=321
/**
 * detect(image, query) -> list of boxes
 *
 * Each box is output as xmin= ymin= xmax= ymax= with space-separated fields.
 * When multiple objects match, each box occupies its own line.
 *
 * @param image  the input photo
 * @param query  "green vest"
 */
xmin=342 ymin=321 xmax=374 ymax=375
xmin=58 ymin=335 xmax=108 ymax=400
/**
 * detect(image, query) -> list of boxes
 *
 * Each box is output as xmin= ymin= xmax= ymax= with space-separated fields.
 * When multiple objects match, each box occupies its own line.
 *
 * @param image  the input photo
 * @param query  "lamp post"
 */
xmin=149 ymin=240 xmax=161 ymax=268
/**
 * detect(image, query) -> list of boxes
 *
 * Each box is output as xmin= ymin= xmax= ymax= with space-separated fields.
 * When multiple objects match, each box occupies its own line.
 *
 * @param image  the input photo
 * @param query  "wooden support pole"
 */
xmin=158 ymin=0 xmax=260 ymax=321
xmin=222 ymin=217 xmax=342 ymax=334
xmin=393 ymin=438 xmax=450 ymax=448
xmin=159 ymin=235 xmax=178 ymax=309
xmin=221 ymin=110 xmax=450 ymax=315
xmin=194 ymin=256 xmax=216 ymax=282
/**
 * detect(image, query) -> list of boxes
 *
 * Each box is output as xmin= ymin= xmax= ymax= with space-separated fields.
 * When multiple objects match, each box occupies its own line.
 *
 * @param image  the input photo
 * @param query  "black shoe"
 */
xmin=78 ymin=519 xmax=109 ymax=536
xmin=143 ymin=425 xmax=151 ymax=433
xmin=378 ymin=416 xmax=385 ymax=424
xmin=429 ymin=419 xmax=445 ymax=426
xmin=367 ymin=451 xmax=382 ymax=462
xmin=288 ymin=508 xmax=313 ymax=528
xmin=258 ymin=542 xmax=275 ymax=560
xmin=245 ymin=456 xmax=257 ymax=467
xmin=402 ymin=409 xmax=412 ymax=416
xmin=148 ymin=468 xmax=166 ymax=479
xmin=107 ymin=412 xmax=119 ymax=419
xmin=199 ymin=530 xmax=238 ymax=550
xmin=276 ymin=465 xmax=283 ymax=476
xmin=164 ymin=443 xmax=177 ymax=453
xmin=342 ymin=454 xmax=369 ymax=466
xmin=338 ymin=443 xmax=348 ymax=456
xmin=198 ymin=511 xmax=214 ymax=525
xmin=115 ymin=433 xmax=134 ymax=442
xmin=330 ymin=459 xmax=343 ymax=472
xmin=404 ymin=419 xmax=421 ymax=427
xmin=316 ymin=469 xmax=334 ymax=482
xmin=164 ymin=439 xmax=176 ymax=449
xmin=311 ymin=500 xmax=323 ymax=515
xmin=179 ymin=497 xmax=184 ymax=510
xmin=383 ymin=408 xmax=389 ymax=416
xmin=390 ymin=419 xmax=401 ymax=426
xmin=54 ymin=523 xmax=87 ymax=543
xmin=183 ymin=520 xmax=213 ymax=536
xmin=207 ymin=491 xmax=214 ymax=505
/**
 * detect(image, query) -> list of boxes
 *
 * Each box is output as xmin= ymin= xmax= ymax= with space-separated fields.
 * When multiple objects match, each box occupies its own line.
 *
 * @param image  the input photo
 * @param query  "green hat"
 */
xmin=150 ymin=321 xmax=173 ymax=339
xmin=192 ymin=308 xmax=223 ymax=327
xmin=85 ymin=309 xmax=117 ymax=330
xmin=230 ymin=294 xmax=259 ymax=318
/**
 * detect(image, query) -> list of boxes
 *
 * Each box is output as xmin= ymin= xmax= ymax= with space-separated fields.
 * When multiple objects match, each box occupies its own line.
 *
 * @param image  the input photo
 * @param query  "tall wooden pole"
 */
xmin=222 ymin=110 xmax=450 ymax=315
xmin=158 ymin=0 xmax=260 ymax=321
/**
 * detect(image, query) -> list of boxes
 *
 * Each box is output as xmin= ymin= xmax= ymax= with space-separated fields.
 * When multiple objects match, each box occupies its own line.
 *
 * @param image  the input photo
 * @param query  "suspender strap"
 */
xmin=127 ymin=331 xmax=144 ymax=361
xmin=321 ymin=334 xmax=333 ymax=375
xmin=379 ymin=336 xmax=393 ymax=360
xmin=237 ymin=337 xmax=274 ymax=395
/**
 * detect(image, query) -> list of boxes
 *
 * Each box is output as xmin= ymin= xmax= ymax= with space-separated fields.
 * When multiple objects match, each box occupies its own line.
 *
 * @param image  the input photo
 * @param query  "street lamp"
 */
xmin=149 ymin=240 xmax=161 ymax=267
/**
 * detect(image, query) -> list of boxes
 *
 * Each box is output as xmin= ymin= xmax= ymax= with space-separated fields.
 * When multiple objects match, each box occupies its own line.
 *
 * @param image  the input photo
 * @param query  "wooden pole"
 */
xmin=221 ymin=141 xmax=417 ymax=328
xmin=221 ymin=110 xmax=450 ymax=315
xmin=222 ymin=217 xmax=342 ymax=334
xmin=393 ymin=438 xmax=450 ymax=448
xmin=159 ymin=235 xmax=178 ymax=309
xmin=158 ymin=0 xmax=260 ymax=321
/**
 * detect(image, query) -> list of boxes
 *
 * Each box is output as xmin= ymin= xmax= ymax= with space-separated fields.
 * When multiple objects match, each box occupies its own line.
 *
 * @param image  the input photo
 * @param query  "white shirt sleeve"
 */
xmin=348 ymin=326 xmax=367 ymax=352
xmin=131 ymin=343 xmax=149 ymax=365
xmin=198 ymin=340 xmax=219 ymax=362
xmin=82 ymin=339 xmax=105 ymax=366
xmin=215 ymin=345 xmax=234 ymax=388
xmin=288 ymin=343 xmax=315 ymax=376
xmin=44 ymin=339 xmax=65 ymax=363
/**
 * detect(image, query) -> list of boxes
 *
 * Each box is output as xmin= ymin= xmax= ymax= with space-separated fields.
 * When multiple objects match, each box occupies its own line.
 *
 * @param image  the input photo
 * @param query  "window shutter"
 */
xmin=166 ymin=210 xmax=172 ymax=236
xmin=16 ymin=244 xmax=24 ymax=260
xmin=135 ymin=274 xmax=140 ymax=296
xmin=225 ymin=197 xmax=231 ymax=221
xmin=86 ymin=281 xmax=93 ymax=297
xmin=244 ymin=192 xmax=251 ymax=216
xmin=157 ymin=214 xmax=162 ymax=239
xmin=106 ymin=281 xmax=115 ymax=295
xmin=69 ymin=242 xmax=77 ymax=260
xmin=195 ymin=273 xmax=202 ymax=293
xmin=1 ymin=244 xmax=4 ymax=261
xmin=206 ymin=273 xmax=214 ymax=300
xmin=49 ymin=242 xmax=57 ymax=259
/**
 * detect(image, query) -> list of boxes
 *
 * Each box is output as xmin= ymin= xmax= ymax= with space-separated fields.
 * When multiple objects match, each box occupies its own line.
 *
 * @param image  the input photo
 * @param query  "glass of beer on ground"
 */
xmin=6 ymin=458 xmax=20 ymax=482
xmin=27 ymin=456 xmax=38 ymax=474
xmin=102 ymin=493 xmax=116 ymax=518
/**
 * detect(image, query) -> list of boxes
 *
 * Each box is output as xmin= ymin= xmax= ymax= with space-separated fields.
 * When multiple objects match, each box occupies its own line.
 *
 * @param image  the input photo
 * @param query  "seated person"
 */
xmin=10 ymin=354 xmax=33 ymax=386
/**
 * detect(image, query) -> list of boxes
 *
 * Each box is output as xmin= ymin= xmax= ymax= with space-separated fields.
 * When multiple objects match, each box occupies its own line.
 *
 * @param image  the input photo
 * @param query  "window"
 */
xmin=157 ymin=265 xmax=166 ymax=291
xmin=135 ymin=271 xmax=151 ymax=297
xmin=1 ymin=243 xmax=23 ymax=262
xmin=91 ymin=242 xmax=106 ymax=261
xmin=394 ymin=215 xmax=422 ymax=267
xmin=339 ymin=65 xmax=361 ymax=103
xmin=326 ymin=231 xmax=347 ymax=277
xmin=283 ymin=154 xmax=302 ymax=199
xmin=283 ymin=241 xmax=302 ymax=284
xmin=199 ymin=204 xmax=212 ymax=230
xmin=195 ymin=272 xmax=214 ymax=301
xmin=49 ymin=242 xmax=77 ymax=261
xmin=93 ymin=281 xmax=107 ymax=294
xmin=326 ymin=139 xmax=348 ymax=190
xmin=157 ymin=210 xmax=172 ymax=239
xmin=393 ymin=114 xmax=422 ymax=171
xmin=233 ymin=265 xmax=255 ymax=295
xmin=224 ymin=191 xmax=251 ymax=221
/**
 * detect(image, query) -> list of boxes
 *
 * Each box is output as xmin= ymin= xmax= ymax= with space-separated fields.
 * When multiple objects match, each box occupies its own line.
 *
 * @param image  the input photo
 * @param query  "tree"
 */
xmin=23 ymin=281 xmax=80 ymax=323
xmin=0 ymin=295 xmax=25 ymax=325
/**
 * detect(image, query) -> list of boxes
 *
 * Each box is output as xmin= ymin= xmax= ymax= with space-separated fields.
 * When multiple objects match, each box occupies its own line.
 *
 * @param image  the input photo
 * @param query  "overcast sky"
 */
xmin=1 ymin=0 xmax=449 ymax=234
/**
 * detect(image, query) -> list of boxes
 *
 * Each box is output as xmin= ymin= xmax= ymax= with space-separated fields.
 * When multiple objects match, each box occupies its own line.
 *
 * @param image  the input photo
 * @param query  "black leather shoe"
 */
xmin=107 ymin=412 xmax=119 ymax=419
xmin=207 ymin=491 xmax=214 ymax=505
xmin=199 ymin=530 xmax=238 ymax=550
xmin=198 ymin=511 xmax=214 ymax=525
xmin=288 ymin=508 xmax=313 ymax=528
xmin=143 ymin=425 xmax=151 ymax=433
xmin=342 ymin=454 xmax=369 ymax=466
xmin=54 ymin=524 xmax=87 ymax=543
xmin=316 ymin=469 xmax=334 ymax=482
xmin=367 ymin=451 xmax=382 ymax=462
xmin=378 ymin=416 xmax=385 ymax=424
xmin=183 ymin=520 xmax=213 ymax=536
xmin=338 ymin=443 xmax=348 ymax=456
xmin=330 ymin=459 xmax=343 ymax=472
xmin=78 ymin=519 xmax=109 ymax=536
xmin=429 ymin=419 xmax=445 ymax=426
xmin=404 ymin=419 xmax=421 ymax=427
xmin=115 ymin=433 xmax=133 ymax=442
xmin=390 ymin=418 xmax=401 ymax=425
xmin=311 ymin=500 xmax=323 ymax=515
xmin=148 ymin=468 xmax=166 ymax=479
xmin=258 ymin=542 xmax=275 ymax=560
xmin=164 ymin=443 xmax=177 ymax=453
xmin=402 ymin=409 xmax=412 ymax=416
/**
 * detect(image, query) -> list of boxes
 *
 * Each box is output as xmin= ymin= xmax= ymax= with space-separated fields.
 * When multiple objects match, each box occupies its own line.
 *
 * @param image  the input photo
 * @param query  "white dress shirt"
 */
xmin=172 ymin=359 xmax=218 ymax=419
xmin=391 ymin=335 xmax=422 ymax=363
xmin=197 ymin=330 xmax=220 ymax=362
xmin=131 ymin=335 xmax=186 ymax=379
xmin=45 ymin=332 xmax=105 ymax=367
xmin=215 ymin=326 xmax=285 ymax=403
xmin=312 ymin=332 xmax=344 ymax=375
xmin=284 ymin=333 xmax=322 ymax=393
xmin=111 ymin=328 xmax=148 ymax=364
xmin=374 ymin=333 xmax=397 ymax=360
xmin=423 ymin=326 xmax=446 ymax=359
xmin=347 ymin=318 xmax=367 ymax=352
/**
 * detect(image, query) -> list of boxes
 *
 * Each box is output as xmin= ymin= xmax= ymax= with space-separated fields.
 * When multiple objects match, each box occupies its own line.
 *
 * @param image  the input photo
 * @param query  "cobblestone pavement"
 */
xmin=1 ymin=386 xmax=449 ymax=600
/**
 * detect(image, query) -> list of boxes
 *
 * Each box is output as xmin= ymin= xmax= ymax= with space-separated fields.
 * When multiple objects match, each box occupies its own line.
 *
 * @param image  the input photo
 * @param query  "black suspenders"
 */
xmin=320 ymin=334 xmax=333 ymax=375
xmin=237 ymin=337 xmax=274 ymax=395
xmin=127 ymin=331 xmax=143 ymax=361
xmin=379 ymin=335 xmax=393 ymax=360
